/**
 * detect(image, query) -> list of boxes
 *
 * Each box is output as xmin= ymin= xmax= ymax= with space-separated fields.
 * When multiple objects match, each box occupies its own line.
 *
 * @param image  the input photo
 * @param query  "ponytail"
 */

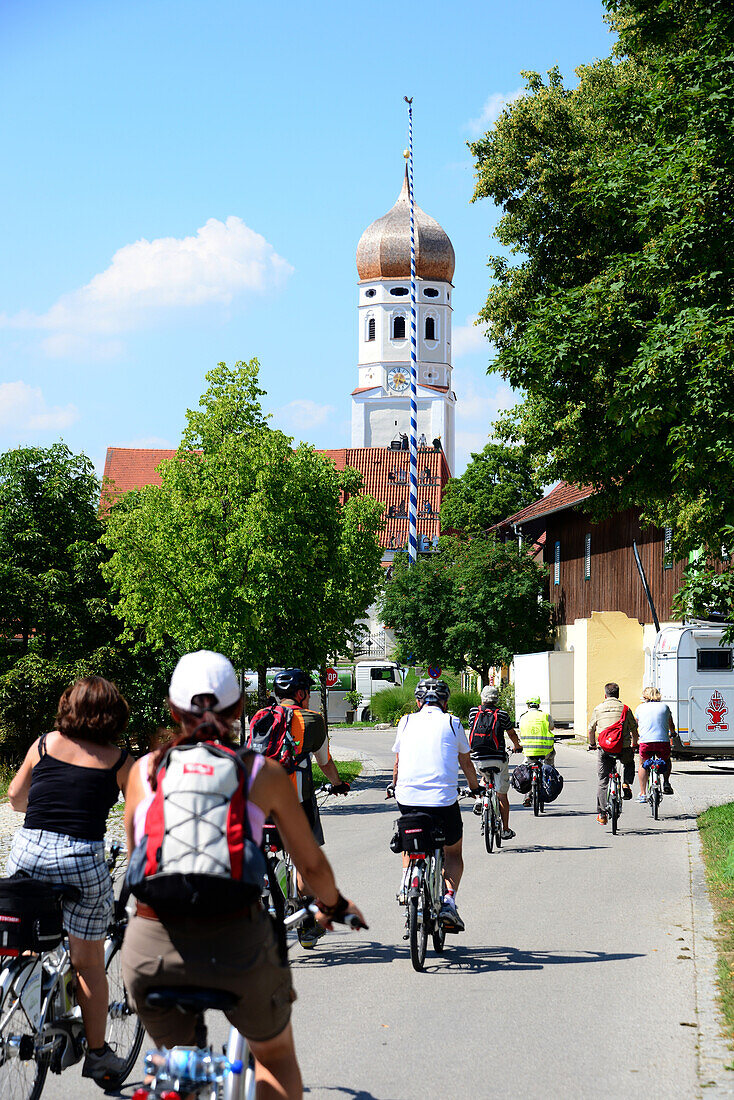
xmin=149 ymin=694 xmax=241 ymax=789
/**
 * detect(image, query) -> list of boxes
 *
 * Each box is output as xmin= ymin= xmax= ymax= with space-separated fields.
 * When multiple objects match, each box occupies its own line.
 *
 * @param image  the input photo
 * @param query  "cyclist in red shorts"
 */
xmin=635 ymin=685 xmax=676 ymax=800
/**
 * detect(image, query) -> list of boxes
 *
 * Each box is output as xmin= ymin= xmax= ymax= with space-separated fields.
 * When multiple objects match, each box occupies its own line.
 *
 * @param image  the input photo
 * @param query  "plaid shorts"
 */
xmin=6 ymin=827 xmax=113 ymax=941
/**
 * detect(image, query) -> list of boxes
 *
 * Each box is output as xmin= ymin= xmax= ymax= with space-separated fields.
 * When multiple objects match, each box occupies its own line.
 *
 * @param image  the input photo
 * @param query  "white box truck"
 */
xmin=512 ymin=651 xmax=574 ymax=726
xmin=650 ymin=623 xmax=734 ymax=758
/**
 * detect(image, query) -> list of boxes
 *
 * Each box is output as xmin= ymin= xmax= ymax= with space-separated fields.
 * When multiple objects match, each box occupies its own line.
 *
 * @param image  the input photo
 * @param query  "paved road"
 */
xmin=15 ymin=736 xmax=734 ymax=1098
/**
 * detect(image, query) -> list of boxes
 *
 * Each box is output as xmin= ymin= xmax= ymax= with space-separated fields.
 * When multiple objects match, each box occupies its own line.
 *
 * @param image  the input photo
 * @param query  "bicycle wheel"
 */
xmin=104 ymin=934 xmax=144 ymax=1087
xmin=483 ymin=800 xmax=494 ymax=853
xmin=610 ymin=793 xmax=620 ymax=834
xmin=0 ymin=961 xmax=49 ymax=1100
xmin=532 ymin=777 xmax=540 ymax=817
xmin=408 ymin=885 xmax=428 ymax=972
xmin=493 ymin=797 xmax=503 ymax=849
xmin=652 ymin=780 xmax=660 ymax=821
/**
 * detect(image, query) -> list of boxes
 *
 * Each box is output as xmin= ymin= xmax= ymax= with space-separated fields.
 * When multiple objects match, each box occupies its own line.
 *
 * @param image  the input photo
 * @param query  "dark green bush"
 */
xmin=448 ymin=690 xmax=480 ymax=724
xmin=371 ymin=684 xmax=416 ymax=725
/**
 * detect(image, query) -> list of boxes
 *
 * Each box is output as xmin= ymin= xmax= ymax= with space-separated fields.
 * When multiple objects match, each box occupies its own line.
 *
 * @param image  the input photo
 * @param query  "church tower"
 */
xmin=351 ymin=169 xmax=456 ymax=473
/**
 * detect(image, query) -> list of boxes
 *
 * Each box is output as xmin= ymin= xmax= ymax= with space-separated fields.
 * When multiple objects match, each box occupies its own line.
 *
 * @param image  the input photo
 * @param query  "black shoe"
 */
xmin=622 ymin=785 xmax=633 ymax=800
xmin=82 ymin=1043 xmax=127 ymax=1083
xmin=663 ymin=781 xmax=674 ymax=795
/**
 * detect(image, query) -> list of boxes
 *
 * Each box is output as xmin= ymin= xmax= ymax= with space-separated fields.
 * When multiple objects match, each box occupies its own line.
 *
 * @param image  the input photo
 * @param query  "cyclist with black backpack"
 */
xmin=122 ymin=650 xmax=365 ymax=1100
xmin=467 ymin=686 xmax=522 ymax=840
xmin=248 ymin=668 xmax=350 ymax=947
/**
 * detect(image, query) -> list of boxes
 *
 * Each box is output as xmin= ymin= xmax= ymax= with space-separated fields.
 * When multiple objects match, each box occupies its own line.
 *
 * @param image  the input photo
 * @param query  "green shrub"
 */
xmin=448 ymin=690 xmax=480 ymax=724
xmin=371 ymin=684 xmax=416 ymax=725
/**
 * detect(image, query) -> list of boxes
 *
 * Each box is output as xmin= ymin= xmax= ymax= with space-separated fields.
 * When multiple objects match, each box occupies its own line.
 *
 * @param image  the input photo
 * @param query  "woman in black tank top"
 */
xmin=6 ymin=676 xmax=135 ymax=1084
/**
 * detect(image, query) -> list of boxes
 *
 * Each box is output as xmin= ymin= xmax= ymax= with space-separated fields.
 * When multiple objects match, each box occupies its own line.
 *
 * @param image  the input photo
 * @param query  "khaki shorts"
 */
xmin=474 ymin=758 xmax=510 ymax=795
xmin=122 ymin=907 xmax=295 ymax=1047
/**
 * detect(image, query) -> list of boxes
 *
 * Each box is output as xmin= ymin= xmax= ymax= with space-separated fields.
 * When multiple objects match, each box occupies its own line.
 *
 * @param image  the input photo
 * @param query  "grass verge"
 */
xmin=312 ymin=759 xmax=363 ymax=787
xmin=698 ymin=802 xmax=734 ymax=1043
xmin=329 ymin=721 xmax=378 ymax=729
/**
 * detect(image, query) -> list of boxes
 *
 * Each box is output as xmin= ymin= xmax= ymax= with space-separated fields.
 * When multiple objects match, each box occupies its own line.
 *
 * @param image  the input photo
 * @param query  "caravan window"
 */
xmin=697 ymin=649 xmax=733 ymax=671
xmin=371 ymin=668 xmax=396 ymax=682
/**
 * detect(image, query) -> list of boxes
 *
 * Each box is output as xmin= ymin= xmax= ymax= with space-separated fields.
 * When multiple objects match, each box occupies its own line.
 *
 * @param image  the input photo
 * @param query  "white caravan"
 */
xmin=650 ymin=623 xmax=734 ymax=758
xmin=512 ymin=651 xmax=574 ymax=726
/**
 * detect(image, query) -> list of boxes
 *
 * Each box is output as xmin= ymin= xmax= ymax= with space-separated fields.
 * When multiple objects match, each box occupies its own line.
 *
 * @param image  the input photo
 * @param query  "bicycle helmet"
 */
xmin=272 ymin=668 xmax=315 ymax=699
xmin=415 ymin=679 xmax=450 ymax=707
xmin=526 ymin=695 xmax=541 ymax=708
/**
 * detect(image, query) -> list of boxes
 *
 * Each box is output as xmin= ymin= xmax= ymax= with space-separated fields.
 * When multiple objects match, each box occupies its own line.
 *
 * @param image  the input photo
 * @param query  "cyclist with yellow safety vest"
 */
xmin=518 ymin=697 xmax=556 ymax=808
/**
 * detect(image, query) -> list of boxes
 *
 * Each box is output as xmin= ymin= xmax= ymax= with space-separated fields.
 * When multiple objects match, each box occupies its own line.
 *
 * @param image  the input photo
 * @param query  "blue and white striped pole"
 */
xmin=404 ymin=96 xmax=419 ymax=566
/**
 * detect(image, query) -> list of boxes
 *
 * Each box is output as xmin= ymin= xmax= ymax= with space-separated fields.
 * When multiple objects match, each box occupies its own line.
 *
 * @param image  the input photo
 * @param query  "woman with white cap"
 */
xmin=122 ymin=650 xmax=365 ymax=1100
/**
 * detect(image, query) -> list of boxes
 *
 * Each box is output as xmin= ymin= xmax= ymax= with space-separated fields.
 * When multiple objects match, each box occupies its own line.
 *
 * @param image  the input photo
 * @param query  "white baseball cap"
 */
xmin=168 ymin=650 xmax=241 ymax=713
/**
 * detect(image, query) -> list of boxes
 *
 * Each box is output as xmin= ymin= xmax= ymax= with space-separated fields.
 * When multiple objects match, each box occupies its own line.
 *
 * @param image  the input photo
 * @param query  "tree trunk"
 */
xmin=257 ymin=662 xmax=268 ymax=708
xmin=319 ymin=661 xmax=329 ymax=728
xmin=480 ymin=665 xmax=490 ymax=689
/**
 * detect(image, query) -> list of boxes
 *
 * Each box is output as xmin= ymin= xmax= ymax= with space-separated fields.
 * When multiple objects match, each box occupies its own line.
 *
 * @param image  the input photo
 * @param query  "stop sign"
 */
xmin=325 ymin=667 xmax=339 ymax=688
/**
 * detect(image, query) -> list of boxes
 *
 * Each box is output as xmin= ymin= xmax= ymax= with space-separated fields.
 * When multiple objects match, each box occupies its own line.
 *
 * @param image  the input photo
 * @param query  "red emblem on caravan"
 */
xmin=183 ymin=763 xmax=215 ymax=776
xmin=707 ymin=691 xmax=729 ymax=732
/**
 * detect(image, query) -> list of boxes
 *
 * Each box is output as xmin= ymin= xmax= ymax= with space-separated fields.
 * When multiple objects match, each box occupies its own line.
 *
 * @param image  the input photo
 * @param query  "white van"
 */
xmin=650 ymin=623 xmax=734 ymax=758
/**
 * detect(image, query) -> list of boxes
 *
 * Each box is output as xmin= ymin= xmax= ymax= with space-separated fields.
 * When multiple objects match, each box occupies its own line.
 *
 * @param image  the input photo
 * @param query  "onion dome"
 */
xmin=356 ymin=167 xmax=455 ymax=283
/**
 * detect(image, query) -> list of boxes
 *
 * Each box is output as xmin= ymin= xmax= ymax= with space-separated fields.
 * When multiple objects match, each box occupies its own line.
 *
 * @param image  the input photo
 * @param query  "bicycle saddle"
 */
xmin=145 ymin=986 xmax=239 ymax=1014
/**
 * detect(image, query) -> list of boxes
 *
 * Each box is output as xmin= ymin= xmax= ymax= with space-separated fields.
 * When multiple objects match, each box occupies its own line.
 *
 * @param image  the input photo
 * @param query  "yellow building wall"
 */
xmin=573 ymin=611 xmax=645 ymax=733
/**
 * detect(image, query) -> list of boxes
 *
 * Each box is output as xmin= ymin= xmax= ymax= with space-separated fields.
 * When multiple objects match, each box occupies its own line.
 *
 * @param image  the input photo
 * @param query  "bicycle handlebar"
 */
xmin=316 ymin=782 xmax=350 ymax=796
xmin=289 ymin=900 xmax=368 ymax=931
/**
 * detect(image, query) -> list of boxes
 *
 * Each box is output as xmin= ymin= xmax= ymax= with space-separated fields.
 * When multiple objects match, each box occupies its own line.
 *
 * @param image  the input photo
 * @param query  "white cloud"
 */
xmin=273 ymin=399 xmax=336 ymax=433
xmin=466 ymin=87 xmax=524 ymax=135
xmin=0 ymin=381 xmax=78 ymax=435
xmin=456 ymin=376 xmax=515 ymax=424
xmin=0 ymin=216 xmax=294 ymax=359
xmin=453 ymin=314 xmax=490 ymax=357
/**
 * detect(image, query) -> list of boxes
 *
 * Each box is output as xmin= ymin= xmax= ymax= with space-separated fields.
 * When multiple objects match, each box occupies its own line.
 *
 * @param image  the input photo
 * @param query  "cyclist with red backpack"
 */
xmin=248 ymin=668 xmax=350 ymax=947
xmin=588 ymin=681 xmax=639 ymax=825
xmin=122 ymin=651 xmax=365 ymax=1099
xmin=467 ymin=686 xmax=522 ymax=840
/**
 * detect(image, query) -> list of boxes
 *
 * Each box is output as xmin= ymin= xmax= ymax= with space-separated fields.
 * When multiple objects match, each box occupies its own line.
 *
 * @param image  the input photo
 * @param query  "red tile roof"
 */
xmin=101 ymin=445 xmax=451 ymax=552
xmin=497 ymin=481 xmax=595 ymax=528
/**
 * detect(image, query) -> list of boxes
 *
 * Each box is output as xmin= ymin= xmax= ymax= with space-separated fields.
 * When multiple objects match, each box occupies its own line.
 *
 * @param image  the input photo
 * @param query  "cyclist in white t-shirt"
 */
xmin=388 ymin=680 xmax=480 ymax=933
xmin=635 ymin=685 xmax=676 ymax=800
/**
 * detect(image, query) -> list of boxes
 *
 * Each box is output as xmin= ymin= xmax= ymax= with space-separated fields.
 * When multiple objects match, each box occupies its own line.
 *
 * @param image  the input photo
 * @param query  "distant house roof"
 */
xmin=497 ymin=481 xmax=595 ymax=529
xmin=101 ymin=444 xmax=451 ymax=553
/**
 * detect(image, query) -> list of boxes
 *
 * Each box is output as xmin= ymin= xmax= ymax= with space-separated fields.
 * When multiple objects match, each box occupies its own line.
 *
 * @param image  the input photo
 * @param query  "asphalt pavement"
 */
xmin=22 ymin=736 xmax=734 ymax=1099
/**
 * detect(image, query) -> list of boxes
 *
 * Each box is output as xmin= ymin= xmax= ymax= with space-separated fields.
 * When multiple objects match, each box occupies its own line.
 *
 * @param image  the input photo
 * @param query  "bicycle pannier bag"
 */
xmin=642 ymin=756 xmax=667 ymax=771
xmin=247 ymin=704 xmax=300 ymax=774
xmin=541 ymin=763 xmax=564 ymax=803
xmin=126 ymin=742 xmax=267 ymax=917
xmin=511 ymin=762 xmax=533 ymax=794
xmin=0 ymin=877 xmax=66 ymax=956
xmin=597 ymin=706 xmax=629 ymax=754
xmin=396 ymin=813 xmax=443 ymax=853
xmin=469 ymin=706 xmax=504 ymax=758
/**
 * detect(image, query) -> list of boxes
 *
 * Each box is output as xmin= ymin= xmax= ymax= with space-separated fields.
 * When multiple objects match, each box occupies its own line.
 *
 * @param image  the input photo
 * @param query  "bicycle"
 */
xmin=606 ymin=763 xmax=623 ymax=834
xmin=136 ymin=902 xmax=364 ymax=1100
xmin=390 ymin=810 xmax=446 ymax=972
xmin=643 ymin=756 xmax=666 ymax=820
xmin=261 ymin=783 xmax=343 ymax=950
xmin=459 ymin=764 xmax=502 ymax=853
xmin=526 ymin=757 xmax=545 ymax=817
xmin=0 ymin=842 xmax=144 ymax=1100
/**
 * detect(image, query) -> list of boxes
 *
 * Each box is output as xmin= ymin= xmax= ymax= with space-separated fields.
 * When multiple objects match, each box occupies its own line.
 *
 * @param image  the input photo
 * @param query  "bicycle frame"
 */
xmin=607 ymin=764 xmax=623 ymax=834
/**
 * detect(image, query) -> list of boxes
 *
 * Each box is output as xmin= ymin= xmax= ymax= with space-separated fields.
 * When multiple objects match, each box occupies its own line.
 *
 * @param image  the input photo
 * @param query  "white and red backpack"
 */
xmin=126 ymin=741 xmax=266 ymax=917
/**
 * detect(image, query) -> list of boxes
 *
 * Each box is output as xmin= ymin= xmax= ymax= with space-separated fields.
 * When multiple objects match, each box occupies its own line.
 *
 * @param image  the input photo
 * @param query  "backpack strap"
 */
xmin=38 ymin=734 xmax=48 ymax=757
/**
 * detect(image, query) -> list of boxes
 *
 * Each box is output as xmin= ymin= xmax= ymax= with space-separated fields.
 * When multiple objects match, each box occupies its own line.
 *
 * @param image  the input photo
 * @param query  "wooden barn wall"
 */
xmin=543 ymin=507 xmax=687 ymax=625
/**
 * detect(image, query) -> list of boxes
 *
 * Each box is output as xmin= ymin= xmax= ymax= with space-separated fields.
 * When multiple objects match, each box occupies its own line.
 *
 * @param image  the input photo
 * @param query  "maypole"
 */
xmin=404 ymin=96 xmax=419 ymax=566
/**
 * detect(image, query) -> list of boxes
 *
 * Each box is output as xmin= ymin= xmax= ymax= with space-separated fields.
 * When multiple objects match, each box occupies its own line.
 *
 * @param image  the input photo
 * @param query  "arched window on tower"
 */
xmin=425 ymin=316 xmax=436 ymax=341
xmin=367 ymin=317 xmax=375 ymax=341
xmin=392 ymin=315 xmax=406 ymax=340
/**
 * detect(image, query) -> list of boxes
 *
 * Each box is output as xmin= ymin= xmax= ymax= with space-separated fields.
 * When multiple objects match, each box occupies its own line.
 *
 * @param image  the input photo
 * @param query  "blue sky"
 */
xmin=0 ymin=0 xmax=614 ymax=477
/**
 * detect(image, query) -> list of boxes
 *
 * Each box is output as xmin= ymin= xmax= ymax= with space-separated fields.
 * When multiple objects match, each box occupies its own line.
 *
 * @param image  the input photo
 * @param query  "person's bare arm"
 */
xmin=458 ymin=751 xmax=479 ymax=790
xmin=252 ymin=759 xmax=366 ymax=926
xmin=392 ymin=753 xmax=399 ymax=785
xmin=123 ymin=764 xmax=143 ymax=860
xmin=117 ymin=753 xmax=135 ymax=797
xmin=8 ymin=740 xmax=40 ymax=813
xmin=668 ymin=709 xmax=677 ymax=739
xmin=507 ymin=727 xmax=521 ymax=753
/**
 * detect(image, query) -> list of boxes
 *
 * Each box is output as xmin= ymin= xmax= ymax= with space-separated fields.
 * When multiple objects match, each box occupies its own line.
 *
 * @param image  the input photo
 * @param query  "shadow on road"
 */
xmin=501 ymin=843 xmax=608 ymax=854
xmin=305 ymin=1088 xmax=385 ymax=1099
xmin=291 ymin=939 xmax=402 ymax=968
xmin=443 ymin=944 xmax=644 ymax=974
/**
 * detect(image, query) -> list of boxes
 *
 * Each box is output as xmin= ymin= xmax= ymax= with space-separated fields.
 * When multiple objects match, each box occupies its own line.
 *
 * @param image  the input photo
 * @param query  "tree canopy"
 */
xmin=440 ymin=442 xmax=542 ymax=535
xmin=379 ymin=536 xmax=551 ymax=686
xmin=470 ymin=0 xmax=734 ymax=557
xmin=102 ymin=359 xmax=385 ymax=673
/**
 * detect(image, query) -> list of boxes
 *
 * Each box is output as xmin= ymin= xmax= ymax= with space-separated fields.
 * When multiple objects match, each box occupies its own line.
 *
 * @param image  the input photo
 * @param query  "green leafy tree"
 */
xmin=470 ymin=0 xmax=734 ymax=557
xmin=102 ymin=360 xmax=384 ymax=686
xmin=440 ymin=442 xmax=542 ymax=535
xmin=379 ymin=536 xmax=552 ymax=686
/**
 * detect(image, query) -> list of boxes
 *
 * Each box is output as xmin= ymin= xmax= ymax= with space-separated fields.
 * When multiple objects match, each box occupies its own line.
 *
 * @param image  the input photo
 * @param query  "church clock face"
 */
xmin=387 ymin=367 xmax=410 ymax=393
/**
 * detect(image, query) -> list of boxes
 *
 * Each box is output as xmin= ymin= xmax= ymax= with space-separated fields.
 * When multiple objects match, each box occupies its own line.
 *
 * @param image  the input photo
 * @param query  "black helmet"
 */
xmin=272 ymin=668 xmax=315 ymax=698
xmin=415 ymin=678 xmax=450 ymax=707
